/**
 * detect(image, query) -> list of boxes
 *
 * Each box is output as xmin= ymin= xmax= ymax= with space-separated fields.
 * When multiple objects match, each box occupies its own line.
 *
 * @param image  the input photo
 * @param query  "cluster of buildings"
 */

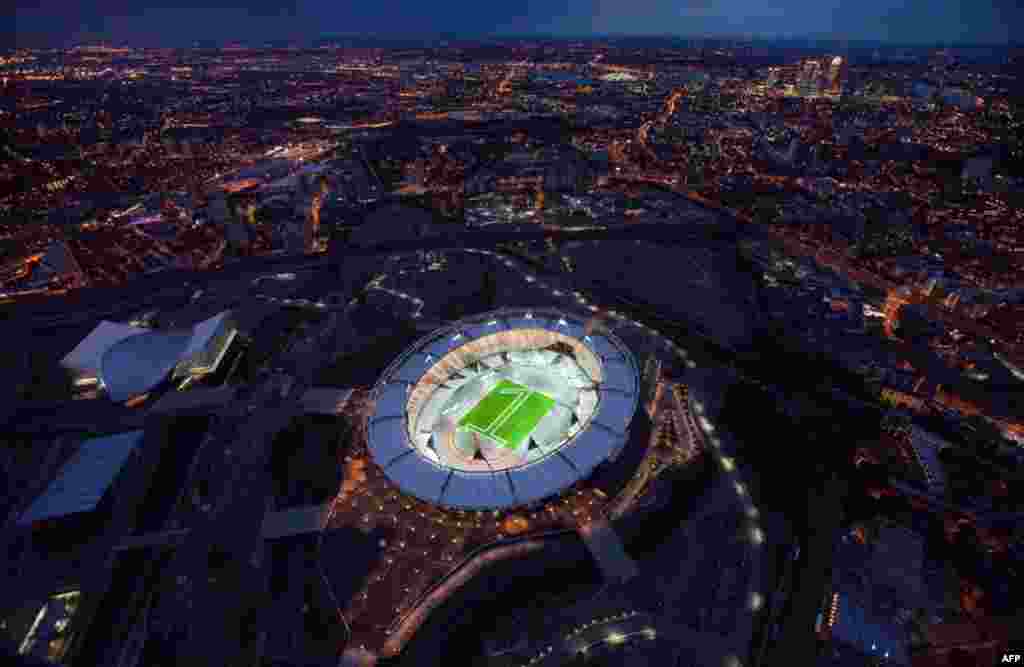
xmin=2 ymin=38 xmax=1022 ymax=666
xmin=0 ymin=238 xmax=757 ymax=667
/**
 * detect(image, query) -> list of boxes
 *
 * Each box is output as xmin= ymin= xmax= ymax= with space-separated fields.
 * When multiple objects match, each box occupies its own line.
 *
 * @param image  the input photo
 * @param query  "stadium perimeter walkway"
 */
xmin=578 ymin=519 xmax=640 ymax=583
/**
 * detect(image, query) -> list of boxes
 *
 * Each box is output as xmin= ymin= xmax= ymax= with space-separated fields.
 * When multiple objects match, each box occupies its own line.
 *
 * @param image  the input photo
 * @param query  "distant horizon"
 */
xmin=12 ymin=0 xmax=1021 ymax=49
xmin=8 ymin=33 xmax=1024 ymax=50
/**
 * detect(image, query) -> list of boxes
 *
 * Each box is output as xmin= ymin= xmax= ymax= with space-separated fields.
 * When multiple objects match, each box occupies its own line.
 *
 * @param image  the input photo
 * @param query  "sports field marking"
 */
xmin=458 ymin=379 xmax=556 ymax=450
xmin=488 ymin=391 xmax=532 ymax=435
xmin=493 ymin=391 xmax=555 ymax=447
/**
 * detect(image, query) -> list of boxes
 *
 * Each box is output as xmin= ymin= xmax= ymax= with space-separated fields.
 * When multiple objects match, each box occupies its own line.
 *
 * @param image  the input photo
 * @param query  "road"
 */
xmin=766 ymin=473 xmax=847 ymax=667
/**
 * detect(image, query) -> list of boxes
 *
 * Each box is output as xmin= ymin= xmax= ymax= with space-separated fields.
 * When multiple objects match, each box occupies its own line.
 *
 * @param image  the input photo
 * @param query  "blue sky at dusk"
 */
xmin=11 ymin=0 xmax=1021 ymax=46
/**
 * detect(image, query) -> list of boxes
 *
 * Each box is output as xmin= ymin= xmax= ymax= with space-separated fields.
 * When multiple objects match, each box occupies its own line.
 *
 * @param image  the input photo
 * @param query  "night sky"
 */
xmin=11 ymin=0 xmax=1022 ymax=47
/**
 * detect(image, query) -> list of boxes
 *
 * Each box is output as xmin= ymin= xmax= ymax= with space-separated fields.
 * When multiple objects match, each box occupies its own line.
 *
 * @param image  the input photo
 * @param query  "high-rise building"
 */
xmin=799 ymin=60 xmax=822 ymax=97
xmin=829 ymin=56 xmax=844 ymax=94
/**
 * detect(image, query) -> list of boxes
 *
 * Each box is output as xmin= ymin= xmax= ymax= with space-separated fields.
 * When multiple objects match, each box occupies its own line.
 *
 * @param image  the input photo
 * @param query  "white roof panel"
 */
xmin=479 ymin=355 xmax=506 ymax=369
xmin=535 ymin=350 xmax=559 ymax=365
xmin=61 ymin=321 xmax=149 ymax=376
xmin=368 ymin=417 xmax=412 ymax=466
xmin=414 ymin=386 xmax=456 ymax=433
xmin=18 ymin=431 xmax=143 ymax=525
xmin=577 ymin=389 xmax=599 ymax=424
xmin=531 ymin=404 xmax=574 ymax=448
xmin=593 ymin=390 xmax=636 ymax=435
xmin=382 ymin=454 xmax=449 ymax=504
xmin=506 ymin=350 xmax=534 ymax=365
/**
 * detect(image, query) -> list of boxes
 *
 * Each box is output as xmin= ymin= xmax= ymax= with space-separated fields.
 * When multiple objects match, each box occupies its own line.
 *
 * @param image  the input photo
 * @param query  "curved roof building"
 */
xmin=94 ymin=311 xmax=238 ymax=402
xmin=99 ymin=331 xmax=193 ymax=403
xmin=367 ymin=308 xmax=642 ymax=511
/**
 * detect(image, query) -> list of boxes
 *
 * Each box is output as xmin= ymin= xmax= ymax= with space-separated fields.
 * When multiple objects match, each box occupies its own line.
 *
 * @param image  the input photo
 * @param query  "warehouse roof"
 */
xmin=18 ymin=431 xmax=143 ymax=525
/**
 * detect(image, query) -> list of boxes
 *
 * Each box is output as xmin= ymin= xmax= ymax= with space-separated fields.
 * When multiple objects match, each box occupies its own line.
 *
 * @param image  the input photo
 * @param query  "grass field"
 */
xmin=458 ymin=379 xmax=555 ymax=449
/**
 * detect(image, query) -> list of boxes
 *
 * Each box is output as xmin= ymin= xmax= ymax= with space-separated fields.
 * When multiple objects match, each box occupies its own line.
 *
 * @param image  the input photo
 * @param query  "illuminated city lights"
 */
xmin=6 ymin=34 xmax=1019 ymax=667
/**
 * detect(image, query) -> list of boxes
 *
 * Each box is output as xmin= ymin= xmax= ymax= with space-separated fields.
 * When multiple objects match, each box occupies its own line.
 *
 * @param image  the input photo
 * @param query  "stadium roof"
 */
xmin=368 ymin=308 xmax=640 ymax=511
xmin=18 ymin=431 xmax=143 ymax=525
xmin=61 ymin=320 xmax=149 ymax=378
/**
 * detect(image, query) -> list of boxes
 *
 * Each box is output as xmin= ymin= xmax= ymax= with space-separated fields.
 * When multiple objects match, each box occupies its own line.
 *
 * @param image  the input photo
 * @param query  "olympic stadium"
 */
xmin=367 ymin=308 xmax=644 ymax=511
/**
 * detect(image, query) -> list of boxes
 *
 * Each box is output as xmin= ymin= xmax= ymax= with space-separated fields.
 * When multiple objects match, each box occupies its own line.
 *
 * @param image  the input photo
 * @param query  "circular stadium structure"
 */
xmin=367 ymin=309 xmax=641 ymax=511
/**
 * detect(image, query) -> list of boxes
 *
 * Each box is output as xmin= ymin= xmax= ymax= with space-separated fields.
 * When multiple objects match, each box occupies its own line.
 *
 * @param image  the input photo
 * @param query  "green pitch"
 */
xmin=458 ymin=379 xmax=555 ymax=449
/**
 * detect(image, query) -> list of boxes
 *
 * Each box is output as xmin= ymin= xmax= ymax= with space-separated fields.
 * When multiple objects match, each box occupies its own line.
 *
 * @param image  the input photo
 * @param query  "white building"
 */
xmin=60 ymin=312 xmax=238 ymax=402
xmin=61 ymin=320 xmax=150 ymax=388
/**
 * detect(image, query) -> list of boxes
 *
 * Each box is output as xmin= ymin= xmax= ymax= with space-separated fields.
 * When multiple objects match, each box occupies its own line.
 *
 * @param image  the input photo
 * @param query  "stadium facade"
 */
xmin=366 ymin=308 xmax=645 ymax=511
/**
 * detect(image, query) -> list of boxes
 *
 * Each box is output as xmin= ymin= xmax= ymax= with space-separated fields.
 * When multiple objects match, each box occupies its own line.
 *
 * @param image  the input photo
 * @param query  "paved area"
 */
xmin=260 ymin=504 xmax=332 ymax=540
xmin=149 ymin=386 xmax=238 ymax=415
xmin=142 ymin=310 xmax=351 ymax=666
xmin=482 ymin=475 xmax=767 ymax=667
xmin=578 ymin=519 xmax=639 ymax=583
